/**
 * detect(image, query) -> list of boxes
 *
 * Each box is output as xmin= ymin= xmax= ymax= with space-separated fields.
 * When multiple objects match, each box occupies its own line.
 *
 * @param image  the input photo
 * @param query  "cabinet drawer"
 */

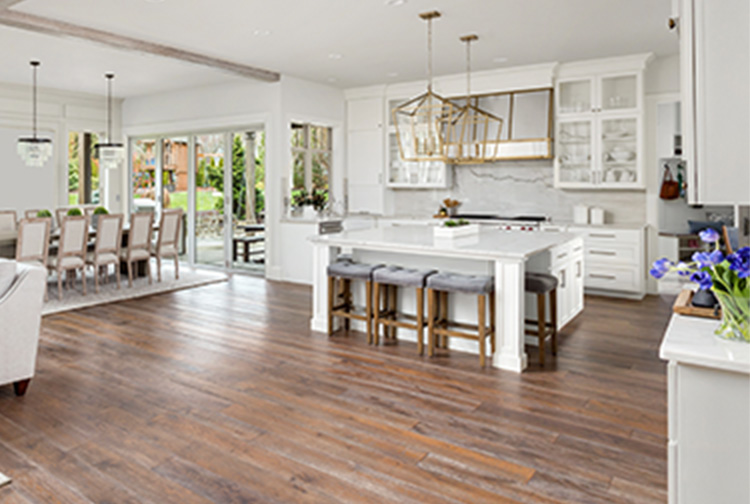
xmin=570 ymin=227 xmax=642 ymax=246
xmin=585 ymin=243 xmax=639 ymax=264
xmin=585 ymin=265 xmax=640 ymax=292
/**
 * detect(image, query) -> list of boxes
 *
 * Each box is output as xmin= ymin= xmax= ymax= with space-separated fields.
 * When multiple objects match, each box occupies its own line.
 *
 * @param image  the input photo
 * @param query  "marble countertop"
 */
xmin=660 ymin=314 xmax=750 ymax=374
xmin=310 ymin=225 xmax=582 ymax=260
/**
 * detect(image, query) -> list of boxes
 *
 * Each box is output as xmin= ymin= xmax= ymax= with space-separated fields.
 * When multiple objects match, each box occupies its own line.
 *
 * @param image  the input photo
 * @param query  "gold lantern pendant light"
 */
xmin=17 ymin=61 xmax=53 ymax=167
xmin=392 ymin=11 xmax=456 ymax=163
xmin=444 ymin=35 xmax=503 ymax=164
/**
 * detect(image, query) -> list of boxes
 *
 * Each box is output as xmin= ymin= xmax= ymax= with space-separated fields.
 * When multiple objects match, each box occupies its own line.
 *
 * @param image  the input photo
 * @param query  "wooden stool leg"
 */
xmin=416 ymin=287 xmax=425 ymax=356
xmin=440 ymin=291 xmax=449 ymax=349
xmin=478 ymin=294 xmax=486 ymax=367
xmin=381 ymin=284 xmax=389 ymax=343
xmin=366 ymin=281 xmax=373 ymax=345
xmin=537 ymin=293 xmax=546 ymax=366
xmin=373 ymin=282 xmax=381 ymax=346
xmin=550 ymin=288 xmax=558 ymax=356
xmin=489 ymin=290 xmax=496 ymax=355
xmin=343 ymin=279 xmax=351 ymax=331
xmin=389 ymin=285 xmax=398 ymax=340
xmin=427 ymin=288 xmax=436 ymax=357
xmin=327 ymin=276 xmax=336 ymax=336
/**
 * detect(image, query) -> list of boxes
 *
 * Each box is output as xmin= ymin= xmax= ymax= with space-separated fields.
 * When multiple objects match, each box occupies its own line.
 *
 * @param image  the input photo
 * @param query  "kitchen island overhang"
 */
xmin=310 ymin=225 xmax=584 ymax=372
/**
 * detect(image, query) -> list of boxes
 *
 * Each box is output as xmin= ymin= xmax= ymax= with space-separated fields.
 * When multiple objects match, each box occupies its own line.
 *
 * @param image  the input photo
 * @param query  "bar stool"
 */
xmin=426 ymin=273 xmax=496 ymax=367
xmin=327 ymin=261 xmax=383 ymax=343
xmin=525 ymin=272 xmax=558 ymax=366
xmin=372 ymin=266 xmax=437 ymax=354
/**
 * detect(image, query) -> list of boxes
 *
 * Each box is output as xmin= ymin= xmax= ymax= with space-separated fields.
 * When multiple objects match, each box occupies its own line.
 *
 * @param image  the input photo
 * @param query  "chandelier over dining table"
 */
xmin=17 ymin=61 xmax=53 ymax=167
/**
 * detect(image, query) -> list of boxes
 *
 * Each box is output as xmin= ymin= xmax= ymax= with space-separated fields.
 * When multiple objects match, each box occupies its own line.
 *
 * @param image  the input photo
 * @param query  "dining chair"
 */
xmin=55 ymin=208 xmax=68 ymax=228
xmin=86 ymin=213 xmax=123 ymax=293
xmin=121 ymin=212 xmax=154 ymax=287
xmin=0 ymin=210 xmax=17 ymax=232
xmin=152 ymin=209 xmax=182 ymax=282
xmin=48 ymin=215 xmax=89 ymax=300
xmin=16 ymin=217 xmax=51 ymax=300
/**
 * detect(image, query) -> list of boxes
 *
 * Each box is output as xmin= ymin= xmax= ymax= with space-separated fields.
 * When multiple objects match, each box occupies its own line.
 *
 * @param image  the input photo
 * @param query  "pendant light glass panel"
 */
xmin=392 ymin=91 xmax=456 ymax=162
xmin=18 ymin=61 xmax=53 ymax=167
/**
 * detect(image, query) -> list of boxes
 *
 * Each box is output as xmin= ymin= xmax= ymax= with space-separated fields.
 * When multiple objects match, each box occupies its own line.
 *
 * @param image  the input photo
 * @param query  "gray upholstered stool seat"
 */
xmin=327 ymin=261 xmax=383 ymax=343
xmin=426 ymin=272 xmax=494 ymax=295
xmin=327 ymin=261 xmax=383 ymax=281
xmin=371 ymin=266 xmax=436 ymax=352
xmin=524 ymin=272 xmax=559 ymax=366
xmin=426 ymin=272 xmax=496 ymax=367
xmin=373 ymin=266 xmax=437 ymax=288
xmin=525 ymin=272 xmax=558 ymax=294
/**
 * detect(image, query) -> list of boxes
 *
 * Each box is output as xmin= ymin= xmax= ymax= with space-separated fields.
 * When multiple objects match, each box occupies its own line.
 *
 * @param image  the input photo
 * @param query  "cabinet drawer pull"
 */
xmin=573 ymin=246 xmax=583 ymax=252
xmin=589 ymin=233 xmax=617 ymax=239
xmin=557 ymin=252 xmax=568 ymax=259
xmin=589 ymin=250 xmax=617 ymax=256
xmin=560 ymin=270 xmax=566 ymax=288
xmin=577 ymin=261 xmax=582 ymax=278
xmin=590 ymin=273 xmax=616 ymax=280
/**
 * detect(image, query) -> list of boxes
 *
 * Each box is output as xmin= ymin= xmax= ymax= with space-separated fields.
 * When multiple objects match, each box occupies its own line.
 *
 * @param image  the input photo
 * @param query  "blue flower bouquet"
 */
xmin=651 ymin=228 xmax=750 ymax=342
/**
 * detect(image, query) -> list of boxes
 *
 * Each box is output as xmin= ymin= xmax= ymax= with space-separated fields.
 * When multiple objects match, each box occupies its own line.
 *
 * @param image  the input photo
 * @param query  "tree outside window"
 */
xmin=290 ymin=123 xmax=332 ymax=209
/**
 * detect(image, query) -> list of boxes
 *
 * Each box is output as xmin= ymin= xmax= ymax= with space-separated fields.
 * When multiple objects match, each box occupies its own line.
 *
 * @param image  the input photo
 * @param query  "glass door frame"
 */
xmin=128 ymin=126 xmax=263 ymax=274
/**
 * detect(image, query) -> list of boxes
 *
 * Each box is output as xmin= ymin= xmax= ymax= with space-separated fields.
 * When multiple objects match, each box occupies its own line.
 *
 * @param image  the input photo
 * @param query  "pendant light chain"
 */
xmin=466 ymin=38 xmax=471 ymax=106
xmin=427 ymin=16 xmax=433 ymax=93
xmin=32 ymin=62 xmax=38 ymax=140
xmin=107 ymin=74 xmax=113 ymax=144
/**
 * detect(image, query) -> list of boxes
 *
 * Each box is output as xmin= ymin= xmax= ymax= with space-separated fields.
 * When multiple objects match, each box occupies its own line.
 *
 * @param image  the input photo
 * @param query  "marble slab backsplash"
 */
xmin=391 ymin=160 xmax=647 ymax=224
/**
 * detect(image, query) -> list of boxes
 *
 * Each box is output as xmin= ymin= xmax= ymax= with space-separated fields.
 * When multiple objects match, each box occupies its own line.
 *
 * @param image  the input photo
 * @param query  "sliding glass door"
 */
xmin=129 ymin=126 xmax=265 ymax=274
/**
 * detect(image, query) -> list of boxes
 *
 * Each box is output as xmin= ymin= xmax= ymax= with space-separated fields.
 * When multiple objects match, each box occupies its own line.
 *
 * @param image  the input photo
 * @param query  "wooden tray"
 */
xmin=673 ymin=290 xmax=721 ymax=319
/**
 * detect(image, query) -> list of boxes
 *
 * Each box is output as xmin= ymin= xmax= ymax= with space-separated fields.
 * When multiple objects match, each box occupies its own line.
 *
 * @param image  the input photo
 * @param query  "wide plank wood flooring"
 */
xmin=0 ymin=275 xmax=674 ymax=503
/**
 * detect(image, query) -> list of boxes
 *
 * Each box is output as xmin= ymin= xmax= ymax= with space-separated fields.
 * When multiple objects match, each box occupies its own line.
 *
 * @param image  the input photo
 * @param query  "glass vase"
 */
xmin=713 ymin=290 xmax=750 ymax=343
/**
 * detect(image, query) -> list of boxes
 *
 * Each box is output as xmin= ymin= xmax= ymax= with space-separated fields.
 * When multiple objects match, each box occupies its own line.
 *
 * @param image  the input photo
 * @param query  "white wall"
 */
xmin=0 ymin=82 xmax=122 ymax=216
xmin=122 ymin=75 xmax=345 ymax=285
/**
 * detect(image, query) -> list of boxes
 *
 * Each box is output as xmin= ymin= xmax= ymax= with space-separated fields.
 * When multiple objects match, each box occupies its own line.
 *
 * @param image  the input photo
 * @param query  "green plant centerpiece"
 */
xmin=650 ymin=228 xmax=750 ymax=342
xmin=292 ymin=189 xmax=328 ymax=217
xmin=443 ymin=218 xmax=470 ymax=228
xmin=66 ymin=208 xmax=83 ymax=217
xmin=91 ymin=206 xmax=109 ymax=229
xmin=35 ymin=210 xmax=52 ymax=218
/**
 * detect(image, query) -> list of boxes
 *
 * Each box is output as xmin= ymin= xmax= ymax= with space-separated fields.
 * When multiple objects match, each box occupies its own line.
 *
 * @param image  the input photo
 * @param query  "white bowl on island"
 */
xmin=433 ymin=222 xmax=480 ymax=239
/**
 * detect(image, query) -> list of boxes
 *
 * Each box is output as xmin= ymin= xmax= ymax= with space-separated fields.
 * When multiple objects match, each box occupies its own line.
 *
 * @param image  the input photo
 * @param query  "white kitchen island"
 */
xmin=310 ymin=225 xmax=584 ymax=372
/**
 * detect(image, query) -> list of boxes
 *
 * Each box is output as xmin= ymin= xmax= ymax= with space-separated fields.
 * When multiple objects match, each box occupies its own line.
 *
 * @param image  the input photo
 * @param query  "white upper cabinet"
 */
xmin=555 ymin=55 xmax=651 ymax=190
xmin=346 ymin=96 xmax=385 ymax=213
xmin=680 ymin=0 xmax=750 ymax=204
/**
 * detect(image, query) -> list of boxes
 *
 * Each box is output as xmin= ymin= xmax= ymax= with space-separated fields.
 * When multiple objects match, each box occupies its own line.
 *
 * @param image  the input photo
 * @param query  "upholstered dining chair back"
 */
xmin=16 ymin=218 xmax=51 ymax=265
xmin=55 ymin=208 xmax=68 ymax=228
xmin=128 ymin=212 xmax=154 ymax=254
xmin=0 ymin=211 xmax=17 ymax=231
xmin=59 ymin=216 xmax=89 ymax=259
xmin=95 ymin=214 xmax=123 ymax=255
xmin=25 ymin=210 xmax=52 ymax=226
xmin=158 ymin=209 xmax=182 ymax=249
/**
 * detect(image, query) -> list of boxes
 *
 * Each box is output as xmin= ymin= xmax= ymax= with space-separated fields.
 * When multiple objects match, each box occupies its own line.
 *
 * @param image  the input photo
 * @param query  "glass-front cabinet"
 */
xmin=555 ymin=64 xmax=646 ymax=189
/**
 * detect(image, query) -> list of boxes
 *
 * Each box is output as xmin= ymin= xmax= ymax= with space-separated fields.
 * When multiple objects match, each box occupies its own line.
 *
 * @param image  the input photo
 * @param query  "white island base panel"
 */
xmin=310 ymin=226 xmax=584 ymax=373
xmin=660 ymin=314 xmax=750 ymax=504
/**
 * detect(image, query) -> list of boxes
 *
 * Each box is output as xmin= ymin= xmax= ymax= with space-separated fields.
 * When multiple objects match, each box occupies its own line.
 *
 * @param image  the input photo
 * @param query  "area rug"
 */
xmin=42 ymin=266 xmax=228 ymax=316
xmin=0 ymin=471 xmax=9 ymax=488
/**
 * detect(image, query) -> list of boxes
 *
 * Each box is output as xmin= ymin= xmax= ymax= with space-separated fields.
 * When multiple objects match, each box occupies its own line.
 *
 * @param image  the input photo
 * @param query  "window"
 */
xmin=68 ymin=131 xmax=100 ymax=205
xmin=290 ymin=123 xmax=332 ymax=206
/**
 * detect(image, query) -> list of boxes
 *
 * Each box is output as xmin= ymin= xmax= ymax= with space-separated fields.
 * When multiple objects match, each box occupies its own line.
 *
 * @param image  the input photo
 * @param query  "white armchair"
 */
xmin=0 ymin=259 xmax=46 ymax=396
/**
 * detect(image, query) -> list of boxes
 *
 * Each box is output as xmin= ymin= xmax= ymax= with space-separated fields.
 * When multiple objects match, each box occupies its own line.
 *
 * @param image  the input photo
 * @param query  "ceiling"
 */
xmin=0 ymin=0 xmax=678 ymax=98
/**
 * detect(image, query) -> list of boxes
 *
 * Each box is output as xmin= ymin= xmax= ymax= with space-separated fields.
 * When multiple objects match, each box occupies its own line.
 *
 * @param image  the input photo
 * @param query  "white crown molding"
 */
xmin=556 ymin=53 xmax=655 ymax=78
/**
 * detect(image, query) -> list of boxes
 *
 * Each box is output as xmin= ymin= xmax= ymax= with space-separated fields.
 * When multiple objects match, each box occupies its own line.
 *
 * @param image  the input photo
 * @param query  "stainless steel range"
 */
xmin=452 ymin=214 xmax=549 ymax=231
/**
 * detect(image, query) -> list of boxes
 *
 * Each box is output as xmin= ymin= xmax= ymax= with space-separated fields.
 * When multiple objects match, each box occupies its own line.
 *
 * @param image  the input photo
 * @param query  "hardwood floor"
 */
xmin=0 ymin=275 xmax=674 ymax=503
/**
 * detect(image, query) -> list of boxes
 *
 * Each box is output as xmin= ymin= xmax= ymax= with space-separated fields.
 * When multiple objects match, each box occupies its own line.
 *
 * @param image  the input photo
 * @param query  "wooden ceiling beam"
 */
xmin=0 ymin=9 xmax=281 ymax=82
xmin=0 ymin=0 xmax=25 ymax=9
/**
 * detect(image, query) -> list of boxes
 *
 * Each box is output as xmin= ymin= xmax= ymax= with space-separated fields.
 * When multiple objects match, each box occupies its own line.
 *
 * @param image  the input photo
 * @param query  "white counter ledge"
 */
xmin=660 ymin=313 xmax=750 ymax=504
xmin=310 ymin=226 xmax=585 ymax=372
xmin=660 ymin=314 xmax=750 ymax=374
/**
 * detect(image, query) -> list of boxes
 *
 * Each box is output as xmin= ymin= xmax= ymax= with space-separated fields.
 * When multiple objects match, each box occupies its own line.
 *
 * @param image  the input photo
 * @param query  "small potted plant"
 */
xmin=91 ymin=206 xmax=109 ymax=229
xmin=650 ymin=228 xmax=749 ymax=342
xmin=66 ymin=208 xmax=83 ymax=217
xmin=35 ymin=209 xmax=54 ymax=230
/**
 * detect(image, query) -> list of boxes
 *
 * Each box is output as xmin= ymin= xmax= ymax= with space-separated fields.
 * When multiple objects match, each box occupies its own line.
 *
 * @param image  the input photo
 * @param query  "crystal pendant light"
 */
xmin=392 ymin=11 xmax=456 ymax=162
xmin=94 ymin=73 xmax=124 ymax=170
xmin=443 ymin=35 xmax=504 ymax=164
xmin=17 ymin=61 xmax=53 ymax=167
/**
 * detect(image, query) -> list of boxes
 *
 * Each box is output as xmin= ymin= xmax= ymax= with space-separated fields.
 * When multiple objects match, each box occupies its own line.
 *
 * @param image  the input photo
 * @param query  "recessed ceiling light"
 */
xmin=493 ymin=57 xmax=509 ymax=64
xmin=253 ymin=29 xmax=271 ymax=36
xmin=386 ymin=0 xmax=407 ymax=6
xmin=328 ymin=53 xmax=343 ymax=60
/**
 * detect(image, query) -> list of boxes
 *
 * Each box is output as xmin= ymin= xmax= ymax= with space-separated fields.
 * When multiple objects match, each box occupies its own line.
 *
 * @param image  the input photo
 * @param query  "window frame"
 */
xmin=290 ymin=122 xmax=333 ymax=196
